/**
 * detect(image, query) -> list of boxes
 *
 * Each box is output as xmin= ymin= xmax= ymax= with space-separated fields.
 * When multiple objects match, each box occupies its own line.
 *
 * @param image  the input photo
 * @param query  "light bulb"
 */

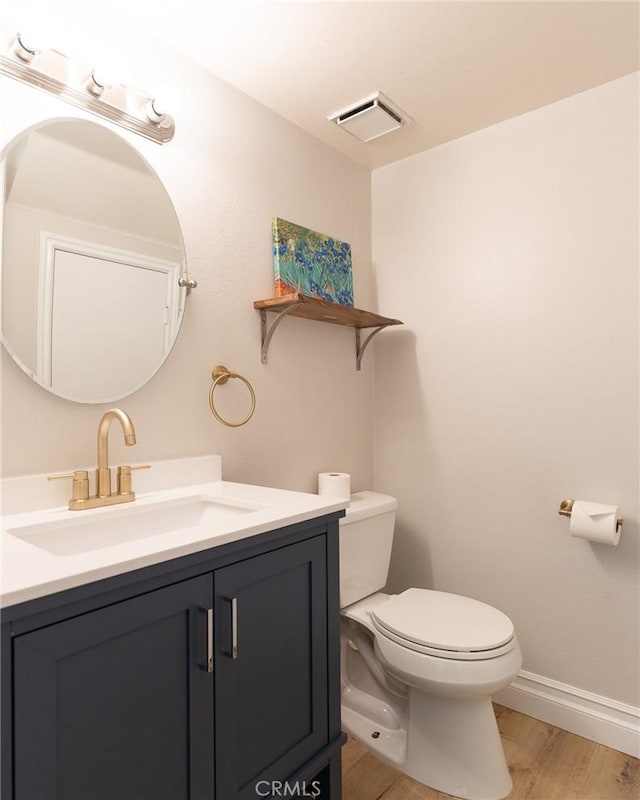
xmin=90 ymin=65 xmax=120 ymax=92
xmin=13 ymin=32 xmax=41 ymax=62
xmin=151 ymin=83 xmax=182 ymax=115
xmin=145 ymin=98 xmax=166 ymax=125
xmin=86 ymin=69 xmax=106 ymax=96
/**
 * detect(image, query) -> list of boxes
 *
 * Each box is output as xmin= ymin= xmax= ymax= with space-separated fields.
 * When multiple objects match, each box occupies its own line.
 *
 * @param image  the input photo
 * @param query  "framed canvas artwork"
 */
xmin=272 ymin=217 xmax=354 ymax=307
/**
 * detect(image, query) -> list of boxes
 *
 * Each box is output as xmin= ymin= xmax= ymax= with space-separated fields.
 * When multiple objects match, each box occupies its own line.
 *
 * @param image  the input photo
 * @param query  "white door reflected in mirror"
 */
xmin=1 ymin=118 xmax=189 ymax=403
xmin=44 ymin=244 xmax=178 ymax=401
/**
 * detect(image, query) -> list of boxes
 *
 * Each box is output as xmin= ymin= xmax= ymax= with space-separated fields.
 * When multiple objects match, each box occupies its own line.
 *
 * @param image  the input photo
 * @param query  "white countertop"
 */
xmin=1 ymin=456 xmax=347 ymax=608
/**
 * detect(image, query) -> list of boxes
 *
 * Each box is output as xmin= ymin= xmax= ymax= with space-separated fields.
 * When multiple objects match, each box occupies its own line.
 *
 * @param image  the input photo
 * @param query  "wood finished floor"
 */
xmin=342 ymin=705 xmax=640 ymax=800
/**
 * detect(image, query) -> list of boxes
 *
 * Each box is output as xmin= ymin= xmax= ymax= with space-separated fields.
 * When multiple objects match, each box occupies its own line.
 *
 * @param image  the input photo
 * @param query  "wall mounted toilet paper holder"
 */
xmin=558 ymin=499 xmax=623 ymax=532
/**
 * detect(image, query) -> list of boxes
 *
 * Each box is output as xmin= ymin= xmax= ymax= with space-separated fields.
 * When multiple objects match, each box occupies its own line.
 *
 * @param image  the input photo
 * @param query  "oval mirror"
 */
xmin=1 ymin=118 xmax=189 ymax=403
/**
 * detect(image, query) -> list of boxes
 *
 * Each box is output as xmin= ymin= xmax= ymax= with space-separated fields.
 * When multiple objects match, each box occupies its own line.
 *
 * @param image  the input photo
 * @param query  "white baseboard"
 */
xmin=494 ymin=670 xmax=640 ymax=758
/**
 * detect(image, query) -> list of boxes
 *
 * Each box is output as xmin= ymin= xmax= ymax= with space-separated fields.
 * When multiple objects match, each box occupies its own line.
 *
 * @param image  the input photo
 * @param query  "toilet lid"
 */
xmin=371 ymin=588 xmax=514 ymax=653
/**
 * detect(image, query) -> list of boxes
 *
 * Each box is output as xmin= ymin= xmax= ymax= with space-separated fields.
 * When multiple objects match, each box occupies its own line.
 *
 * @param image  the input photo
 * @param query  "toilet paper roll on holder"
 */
xmin=558 ymin=499 xmax=623 ymax=532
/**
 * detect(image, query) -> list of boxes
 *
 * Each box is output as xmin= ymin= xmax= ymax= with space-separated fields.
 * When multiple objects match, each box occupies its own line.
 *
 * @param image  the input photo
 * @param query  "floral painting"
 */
xmin=272 ymin=217 xmax=354 ymax=307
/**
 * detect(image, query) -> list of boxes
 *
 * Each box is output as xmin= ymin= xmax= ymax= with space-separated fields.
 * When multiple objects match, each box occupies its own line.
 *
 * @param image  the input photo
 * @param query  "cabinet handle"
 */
xmin=231 ymin=597 xmax=238 ymax=660
xmin=207 ymin=608 xmax=214 ymax=673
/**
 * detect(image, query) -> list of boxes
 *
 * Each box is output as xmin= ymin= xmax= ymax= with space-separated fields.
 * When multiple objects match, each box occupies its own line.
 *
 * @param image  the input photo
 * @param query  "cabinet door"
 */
xmin=214 ymin=536 xmax=328 ymax=800
xmin=13 ymin=575 xmax=214 ymax=800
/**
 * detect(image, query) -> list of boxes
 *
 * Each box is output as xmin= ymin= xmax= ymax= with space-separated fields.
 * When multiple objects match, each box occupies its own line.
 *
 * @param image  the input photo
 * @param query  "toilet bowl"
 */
xmin=339 ymin=493 xmax=522 ymax=800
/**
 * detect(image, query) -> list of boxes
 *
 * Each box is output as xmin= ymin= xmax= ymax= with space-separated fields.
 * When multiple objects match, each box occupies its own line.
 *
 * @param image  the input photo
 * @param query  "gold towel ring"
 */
xmin=208 ymin=365 xmax=256 ymax=427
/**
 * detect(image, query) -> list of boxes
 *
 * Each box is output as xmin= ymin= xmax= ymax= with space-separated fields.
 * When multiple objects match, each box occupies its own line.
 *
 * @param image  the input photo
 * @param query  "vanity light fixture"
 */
xmin=0 ymin=26 xmax=175 ymax=144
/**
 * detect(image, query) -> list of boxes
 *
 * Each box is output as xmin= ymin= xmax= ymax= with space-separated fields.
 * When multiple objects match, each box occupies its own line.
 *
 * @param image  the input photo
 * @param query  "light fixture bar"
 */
xmin=0 ymin=35 xmax=175 ymax=145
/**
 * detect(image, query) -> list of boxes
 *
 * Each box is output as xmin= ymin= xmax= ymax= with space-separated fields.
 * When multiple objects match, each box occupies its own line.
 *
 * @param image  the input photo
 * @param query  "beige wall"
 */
xmin=372 ymin=73 xmax=639 ymax=706
xmin=0 ymin=22 xmax=374 ymax=493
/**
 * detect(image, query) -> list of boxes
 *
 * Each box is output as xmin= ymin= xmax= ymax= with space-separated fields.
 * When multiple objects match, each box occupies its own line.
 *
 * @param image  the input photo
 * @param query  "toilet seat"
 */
xmin=371 ymin=588 xmax=516 ymax=661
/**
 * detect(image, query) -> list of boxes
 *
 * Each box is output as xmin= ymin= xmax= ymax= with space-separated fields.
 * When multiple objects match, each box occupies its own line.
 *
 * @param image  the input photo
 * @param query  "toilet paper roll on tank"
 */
xmin=568 ymin=500 xmax=622 ymax=546
xmin=318 ymin=472 xmax=351 ymax=504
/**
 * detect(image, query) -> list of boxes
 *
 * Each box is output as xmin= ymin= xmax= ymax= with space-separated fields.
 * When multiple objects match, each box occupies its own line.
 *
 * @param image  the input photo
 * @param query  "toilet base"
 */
xmin=343 ymin=690 xmax=512 ymax=800
xmin=403 ymin=689 xmax=512 ymax=800
xmin=341 ymin=703 xmax=407 ymax=766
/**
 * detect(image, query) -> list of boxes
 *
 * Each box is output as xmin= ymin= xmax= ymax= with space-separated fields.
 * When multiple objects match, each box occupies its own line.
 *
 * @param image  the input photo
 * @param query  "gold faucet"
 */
xmin=96 ymin=408 xmax=136 ymax=498
xmin=49 ymin=408 xmax=149 ymax=510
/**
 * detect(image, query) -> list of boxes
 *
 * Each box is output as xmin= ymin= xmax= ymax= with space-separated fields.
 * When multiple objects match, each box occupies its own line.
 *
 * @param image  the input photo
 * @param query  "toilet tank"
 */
xmin=339 ymin=491 xmax=398 ymax=609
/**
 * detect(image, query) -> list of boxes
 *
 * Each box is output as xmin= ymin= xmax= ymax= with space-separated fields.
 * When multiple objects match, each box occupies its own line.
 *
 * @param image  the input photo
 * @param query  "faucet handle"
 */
xmin=116 ymin=464 xmax=150 ymax=496
xmin=48 ymin=470 xmax=90 ymax=503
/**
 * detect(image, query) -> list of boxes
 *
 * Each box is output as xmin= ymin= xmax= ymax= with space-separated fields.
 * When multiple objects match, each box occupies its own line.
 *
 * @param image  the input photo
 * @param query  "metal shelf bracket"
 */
xmin=260 ymin=306 xmax=298 ymax=364
xmin=355 ymin=327 xmax=386 ymax=371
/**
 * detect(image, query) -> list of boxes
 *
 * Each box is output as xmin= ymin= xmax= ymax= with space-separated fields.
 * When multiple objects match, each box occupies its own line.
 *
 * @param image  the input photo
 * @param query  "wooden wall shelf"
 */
xmin=253 ymin=292 xmax=403 ymax=370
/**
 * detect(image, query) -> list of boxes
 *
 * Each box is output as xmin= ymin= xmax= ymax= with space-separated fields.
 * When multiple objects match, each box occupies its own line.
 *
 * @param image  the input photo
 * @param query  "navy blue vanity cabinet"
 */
xmin=12 ymin=576 xmax=214 ymax=800
xmin=2 ymin=514 xmax=344 ymax=800
xmin=214 ymin=536 xmax=328 ymax=799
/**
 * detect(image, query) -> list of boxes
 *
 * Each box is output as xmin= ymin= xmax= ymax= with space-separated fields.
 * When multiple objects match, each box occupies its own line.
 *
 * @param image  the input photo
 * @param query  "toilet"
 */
xmin=339 ymin=492 xmax=522 ymax=800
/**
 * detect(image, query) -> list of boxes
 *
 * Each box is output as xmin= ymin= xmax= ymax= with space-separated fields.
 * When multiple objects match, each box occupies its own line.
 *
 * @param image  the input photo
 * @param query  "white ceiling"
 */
xmin=5 ymin=1 xmax=640 ymax=170
xmin=133 ymin=1 xmax=640 ymax=169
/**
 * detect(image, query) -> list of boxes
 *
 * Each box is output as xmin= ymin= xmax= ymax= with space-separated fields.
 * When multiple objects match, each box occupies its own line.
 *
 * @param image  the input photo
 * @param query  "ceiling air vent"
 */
xmin=328 ymin=92 xmax=410 ymax=143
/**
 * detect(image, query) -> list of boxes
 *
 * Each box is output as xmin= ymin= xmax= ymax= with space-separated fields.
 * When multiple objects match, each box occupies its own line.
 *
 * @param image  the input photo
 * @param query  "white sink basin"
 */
xmin=1 ymin=455 xmax=350 ymax=608
xmin=5 ymin=494 xmax=263 ymax=557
